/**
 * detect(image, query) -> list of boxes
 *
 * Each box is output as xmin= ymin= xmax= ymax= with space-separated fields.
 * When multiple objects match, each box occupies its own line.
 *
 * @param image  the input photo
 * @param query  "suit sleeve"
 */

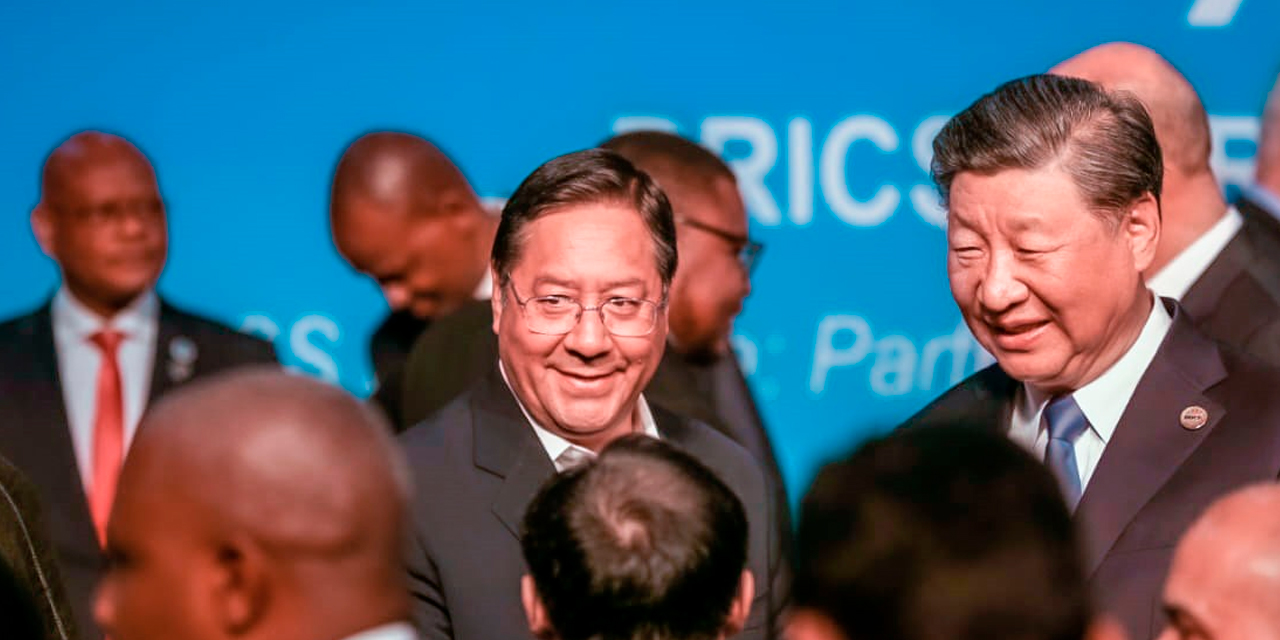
xmin=406 ymin=526 xmax=454 ymax=639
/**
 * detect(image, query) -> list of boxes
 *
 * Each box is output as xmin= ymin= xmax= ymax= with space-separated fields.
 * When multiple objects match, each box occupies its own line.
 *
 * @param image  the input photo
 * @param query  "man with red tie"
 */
xmin=0 ymin=131 xmax=276 ymax=640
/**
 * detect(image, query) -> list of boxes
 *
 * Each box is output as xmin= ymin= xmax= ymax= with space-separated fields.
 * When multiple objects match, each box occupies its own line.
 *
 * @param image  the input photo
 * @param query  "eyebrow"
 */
xmin=531 ymin=276 xmax=648 ymax=291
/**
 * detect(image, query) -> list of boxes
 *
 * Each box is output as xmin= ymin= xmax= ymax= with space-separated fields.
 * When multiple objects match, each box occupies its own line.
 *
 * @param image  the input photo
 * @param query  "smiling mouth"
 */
xmin=988 ymin=320 xmax=1050 ymax=350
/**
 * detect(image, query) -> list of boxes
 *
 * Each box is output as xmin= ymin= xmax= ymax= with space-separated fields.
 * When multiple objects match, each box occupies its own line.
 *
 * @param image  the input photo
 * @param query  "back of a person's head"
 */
xmin=792 ymin=425 xmax=1093 ymax=640
xmin=520 ymin=435 xmax=750 ymax=640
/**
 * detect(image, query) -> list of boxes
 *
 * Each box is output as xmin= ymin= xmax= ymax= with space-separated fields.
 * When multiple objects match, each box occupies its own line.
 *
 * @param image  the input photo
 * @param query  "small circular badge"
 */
xmin=1180 ymin=405 xmax=1208 ymax=431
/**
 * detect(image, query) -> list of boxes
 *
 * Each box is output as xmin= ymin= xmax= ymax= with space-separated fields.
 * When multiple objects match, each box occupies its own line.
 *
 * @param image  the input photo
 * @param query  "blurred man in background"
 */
xmin=1238 ymin=70 xmax=1280 ymax=222
xmin=1159 ymin=484 xmax=1280 ymax=640
xmin=1052 ymin=43 xmax=1280 ymax=363
xmin=95 ymin=369 xmax=414 ymax=640
xmin=520 ymin=435 xmax=753 ymax=640
xmin=0 ymin=131 xmax=277 ymax=640
xmin=329 ymin=131 xmax=497 ymax=425
xmin=789 ymin=426 xmax=1125 ymax=640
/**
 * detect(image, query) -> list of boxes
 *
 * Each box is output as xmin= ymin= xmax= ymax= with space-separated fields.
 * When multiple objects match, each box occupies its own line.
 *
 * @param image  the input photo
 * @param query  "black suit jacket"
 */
xmin=369 ymin=310 xmax=432 ymax=429
xmin=0 ymin=298 xmax=277 ymax=640
xmin=0 ymin=453 xmax=76 ymax=640
xmin=902 ymin=302 xmax=1280 ymax=640
xmin=1179 ymin=203 xmax=1280 ymax=364
xmin=399 ymin=368 xmax=785 ymax=640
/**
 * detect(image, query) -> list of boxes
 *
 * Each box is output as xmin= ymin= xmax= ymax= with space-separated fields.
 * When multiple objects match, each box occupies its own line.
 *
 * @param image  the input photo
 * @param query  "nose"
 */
xmin=561 ymin=307 xmax=612 ymax=361
xmin=976 ymin=251 xmax=1028 ymax=315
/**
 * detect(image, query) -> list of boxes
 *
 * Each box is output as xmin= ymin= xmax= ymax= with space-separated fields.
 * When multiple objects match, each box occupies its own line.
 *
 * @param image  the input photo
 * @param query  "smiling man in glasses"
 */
xmin=398 ymin=133 xmax=779 ymax=479
xmin=399 ymin=148 xmax=783 ymax=640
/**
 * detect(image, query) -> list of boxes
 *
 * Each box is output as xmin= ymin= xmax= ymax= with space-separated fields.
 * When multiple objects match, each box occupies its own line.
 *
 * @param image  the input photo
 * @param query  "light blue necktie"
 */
xmin=1045 ymin=395 xmax=1090 ymax=511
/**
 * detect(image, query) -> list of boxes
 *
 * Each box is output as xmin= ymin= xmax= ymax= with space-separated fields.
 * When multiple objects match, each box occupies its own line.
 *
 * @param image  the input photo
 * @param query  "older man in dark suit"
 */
xmin=902 ymin=74 xmax=1280 ymax=640
xmin=1052 ymin=43 xmax=1280 ymax=364
xmin=400 ymin=149 xmax=784 ymax=640
xmin=0 ymin=131 xmax=276 ymax=640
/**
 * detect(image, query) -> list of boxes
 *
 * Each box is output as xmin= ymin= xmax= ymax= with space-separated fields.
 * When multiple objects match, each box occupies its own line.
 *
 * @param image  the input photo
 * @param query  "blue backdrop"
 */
xmin=2 ymin=0 xmax=1276 ymax=502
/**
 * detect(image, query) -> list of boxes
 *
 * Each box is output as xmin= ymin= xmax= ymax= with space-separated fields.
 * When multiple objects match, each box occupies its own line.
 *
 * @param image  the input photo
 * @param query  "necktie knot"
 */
xmin=1045 ymin=394 xmax=1089 ymax=443
xmin=556 ymin=446 xmax=596 ymax=471
xmin=91 ymin=329 xmax=126 ymax=355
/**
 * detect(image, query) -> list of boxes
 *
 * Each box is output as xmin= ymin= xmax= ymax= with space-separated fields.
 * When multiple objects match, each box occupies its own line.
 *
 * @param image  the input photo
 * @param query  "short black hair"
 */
xmin=491 ymin=148 xmax=677 ymax=291
xmin=794 ymin=425 xmax=1090 ymax=640
xmin=521 ymin=435 xmax=747 ymax=640
xmin=932 ymin=73 xmax=1162 ymax=226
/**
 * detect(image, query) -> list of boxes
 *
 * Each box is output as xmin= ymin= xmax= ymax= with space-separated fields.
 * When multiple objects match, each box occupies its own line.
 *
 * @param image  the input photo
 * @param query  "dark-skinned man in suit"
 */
xmin=329 ymin=131 xmax=497 ymax=426
xmin=902 ymin=74 xmax=1280 ymax=640
xmin=0 ymin=131 xmax=276 ymax=640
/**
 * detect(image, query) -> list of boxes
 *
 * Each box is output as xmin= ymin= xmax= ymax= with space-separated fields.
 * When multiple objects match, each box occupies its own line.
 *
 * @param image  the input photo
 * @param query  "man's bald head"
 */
xmin=601 ymin=131 xmax=755 ymax=358
xmin=1256 ymin=70 xmax=1280 ymax=193
xmin=42 ymin=132 xmax=156 ymax=204
xmin=330 ymin=131 xmax=493 ymax=319
xmin=33 ymin=131 xmax=168 ymax=318
xmin=1052 ymin=43 xmax=1212 ymax=176
xmin=1159 ymin=484 xmax=1280 ymax=640
xmin=95 ymin=368 xmax=411 ymax=640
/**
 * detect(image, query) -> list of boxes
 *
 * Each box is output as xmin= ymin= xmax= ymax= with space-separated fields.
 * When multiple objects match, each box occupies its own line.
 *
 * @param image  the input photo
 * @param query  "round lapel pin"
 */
xmin=1180 ymin=405 xmax=1208 ymax=431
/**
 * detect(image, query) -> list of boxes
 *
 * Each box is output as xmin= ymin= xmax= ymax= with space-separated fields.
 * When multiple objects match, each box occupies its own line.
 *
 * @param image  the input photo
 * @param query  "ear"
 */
xmin=520 ymin=575 xmax=557 ymax=640
xmin=1084 ymin=615 xmax=1131 ymax=640
xmin=490 ymin=268 xmax=504 ymax=335
xmin=721 ymin=569 xmax=755 ymax=638
xmin=1124 ymin=192 xmax=1161 ymax=273
xmin=31 ymin=203 xmax=57 ymax=258
xmin=784 ymin=608 xmax=849 ymax=640
xmin=211 ymin=536 xmax=269 ymax=635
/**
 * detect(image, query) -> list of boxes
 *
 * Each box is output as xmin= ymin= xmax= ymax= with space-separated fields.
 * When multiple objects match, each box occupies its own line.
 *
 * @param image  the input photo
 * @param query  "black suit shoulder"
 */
xmin=899 ymin=364 xmax=1016 ymax=433
xmin=158 ymin=301 xmax=277 ymax=366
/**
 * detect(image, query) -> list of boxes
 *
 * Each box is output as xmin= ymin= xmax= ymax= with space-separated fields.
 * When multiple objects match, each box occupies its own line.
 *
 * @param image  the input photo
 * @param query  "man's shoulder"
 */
xmin=657 ymin=407 xmax=766 ymax=495
xmin=159 ymin=300 xmax=276 ymax=362
xmin=0 ymin=305 xmax=48 ymax=344
xmin=899 ymin=364 xmax=1016 ymax=431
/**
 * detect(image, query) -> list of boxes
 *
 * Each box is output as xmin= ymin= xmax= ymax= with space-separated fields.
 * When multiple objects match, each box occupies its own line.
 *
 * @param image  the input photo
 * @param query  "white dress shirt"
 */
xmin=1008 ymin=295 xmax=1171 ymax=491
xmin=499 ymin=362 xmax=660 ymax=472
xmin=52 ymin=287 xmax=159 ymax=493
xmin=1147 ymin=207 xmax=1243 ymax=300
xmin=340 ymin=622 xmax=419 ymax=640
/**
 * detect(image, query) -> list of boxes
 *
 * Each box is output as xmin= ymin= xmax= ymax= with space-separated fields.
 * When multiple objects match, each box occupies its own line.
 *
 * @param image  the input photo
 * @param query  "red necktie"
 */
xmin=89 ymin=330 xmax=126 ymax=547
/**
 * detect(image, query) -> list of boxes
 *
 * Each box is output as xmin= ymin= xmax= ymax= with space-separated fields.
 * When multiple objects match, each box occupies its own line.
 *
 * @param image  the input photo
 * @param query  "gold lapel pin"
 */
xmin=1180 ymin=405 xmax=1208 ymax=431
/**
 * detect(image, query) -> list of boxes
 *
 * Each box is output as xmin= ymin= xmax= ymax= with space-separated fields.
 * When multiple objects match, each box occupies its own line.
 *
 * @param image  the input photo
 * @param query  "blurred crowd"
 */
xmin=1 ymin=41 xmax=1280 ymax=640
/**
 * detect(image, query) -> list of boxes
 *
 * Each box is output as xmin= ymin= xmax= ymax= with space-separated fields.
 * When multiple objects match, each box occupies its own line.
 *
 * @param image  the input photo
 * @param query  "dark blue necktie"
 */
xmin=1045 ymin=394 xmax=1090 ymax=511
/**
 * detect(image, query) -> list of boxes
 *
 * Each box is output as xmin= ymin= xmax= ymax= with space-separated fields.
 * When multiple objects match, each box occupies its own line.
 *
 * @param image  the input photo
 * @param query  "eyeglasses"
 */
xmin=674 ymin=215 xmax=764 ymax=274
xmin=505 ymin=282 xmax=666 ymax=337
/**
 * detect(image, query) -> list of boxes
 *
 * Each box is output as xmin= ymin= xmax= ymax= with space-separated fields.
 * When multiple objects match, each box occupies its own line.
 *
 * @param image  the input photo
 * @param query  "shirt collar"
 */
xmin=339 ymin=622 xmax=418 ymax=640
xmin=52 ymin=287 xmax=159 ymax=341
xmin=1147 ymin=207 xmax=1243 ymax=300
xmin=497 ymin=361 xmax=660 ymax=469
xmin=1244 ymin=184 xmax=1280 ymax=220
xmin=1019 ymin=293 xmax=1172 ymax=445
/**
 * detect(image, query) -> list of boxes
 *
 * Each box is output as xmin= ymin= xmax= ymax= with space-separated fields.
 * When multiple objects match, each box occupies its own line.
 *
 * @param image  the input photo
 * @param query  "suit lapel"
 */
xmin=13 ymin=306 xmax=99 ymax=555
xmin=1076 ymin=306 xmax=1227 ymax=577
xmin=471 ymin=371 xmax=556 ymax=541
xmin=148 ymin=302 xmax=180 ymax=401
